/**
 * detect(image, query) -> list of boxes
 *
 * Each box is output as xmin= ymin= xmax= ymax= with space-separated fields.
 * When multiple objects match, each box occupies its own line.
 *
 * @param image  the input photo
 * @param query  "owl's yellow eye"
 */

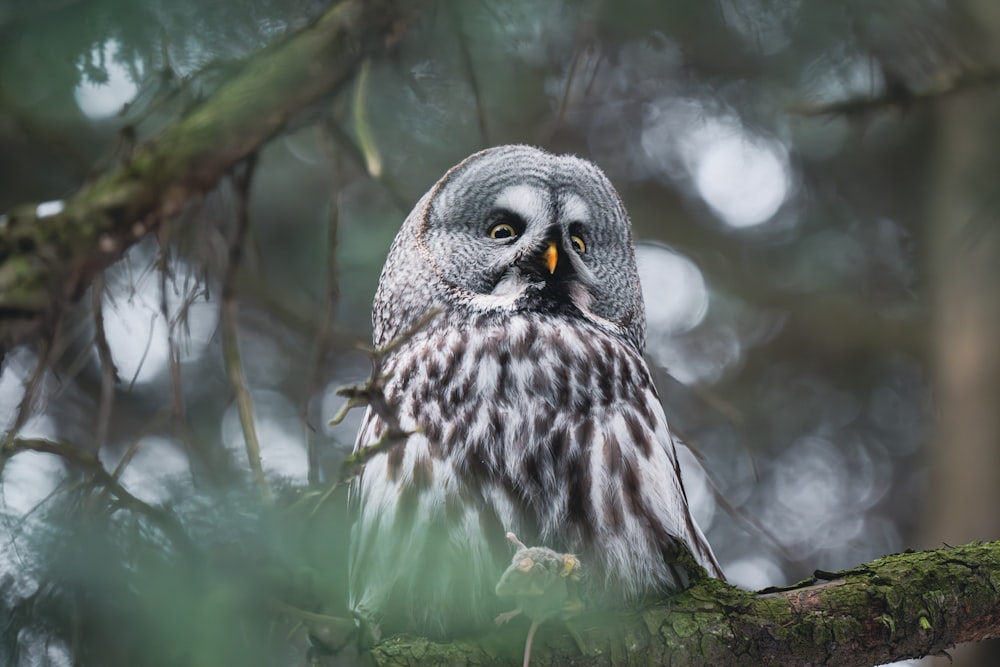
xmin=570 ymin=235 xmax=586 ymax=254
xmin=490 ymin=223 xmax=518 ymax=239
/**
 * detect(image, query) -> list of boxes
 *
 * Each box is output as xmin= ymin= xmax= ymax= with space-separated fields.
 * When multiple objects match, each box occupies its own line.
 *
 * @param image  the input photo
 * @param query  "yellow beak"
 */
xmin=543 ymin=241 xmax=558 ymax=274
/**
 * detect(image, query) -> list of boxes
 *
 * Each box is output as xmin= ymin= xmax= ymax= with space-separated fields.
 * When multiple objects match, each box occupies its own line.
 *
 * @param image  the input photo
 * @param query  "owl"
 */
xmin=348 ymin=145 xmax=723 ymax=639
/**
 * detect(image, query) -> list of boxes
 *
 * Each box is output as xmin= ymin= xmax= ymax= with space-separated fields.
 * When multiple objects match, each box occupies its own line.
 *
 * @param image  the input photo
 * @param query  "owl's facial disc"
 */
xmin=470 ymin=185 xmax=601 ymax=316
xmin=487 ymin=225 xmax=596 ymax=320
xmin=378 ymin=145 xmax=646 ymax=350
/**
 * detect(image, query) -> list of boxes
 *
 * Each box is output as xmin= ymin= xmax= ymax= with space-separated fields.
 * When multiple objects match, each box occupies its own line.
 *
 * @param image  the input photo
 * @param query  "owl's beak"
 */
xmin=542 ymin=242 xmax=558 ymax=274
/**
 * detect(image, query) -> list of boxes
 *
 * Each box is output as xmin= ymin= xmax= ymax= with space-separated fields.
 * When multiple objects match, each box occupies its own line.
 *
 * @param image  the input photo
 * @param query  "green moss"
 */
xmin=0 ymin=255 xmax=47 ymax=308
xmin=830 ymin=617 xmax=863 ymax=644
xmin=878 ymin=613 xmax=896 ymax=639
xmin=886 ymin=586 xmax=904 ymax=610
xmin=670 ymin=613 xmax=700 ymax=638
xmin=699 ymin=631 xmax=725 ymax=658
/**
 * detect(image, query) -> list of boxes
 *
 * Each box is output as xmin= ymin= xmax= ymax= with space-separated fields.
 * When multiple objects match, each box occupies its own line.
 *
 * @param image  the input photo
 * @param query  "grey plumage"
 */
xmin=349 ymin=145 xmax=723 ymax=639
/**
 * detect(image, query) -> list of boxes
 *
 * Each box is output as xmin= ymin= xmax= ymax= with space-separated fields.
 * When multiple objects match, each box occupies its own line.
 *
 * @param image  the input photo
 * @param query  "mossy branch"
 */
xmin=367 ymin=540 xmax=1000 ymax=666
xmin=0 ymin=0 xmax=426 ymax=356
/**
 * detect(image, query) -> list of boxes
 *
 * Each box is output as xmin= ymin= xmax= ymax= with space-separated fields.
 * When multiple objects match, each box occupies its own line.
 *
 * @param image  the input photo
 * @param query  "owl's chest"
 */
xmin=379 ymin=314 xmax=651 ymax=453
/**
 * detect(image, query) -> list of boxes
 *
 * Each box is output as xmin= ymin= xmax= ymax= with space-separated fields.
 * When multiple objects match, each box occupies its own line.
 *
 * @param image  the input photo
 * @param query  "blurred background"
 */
xmin=1 ymin=0 xmax=999 ymax=665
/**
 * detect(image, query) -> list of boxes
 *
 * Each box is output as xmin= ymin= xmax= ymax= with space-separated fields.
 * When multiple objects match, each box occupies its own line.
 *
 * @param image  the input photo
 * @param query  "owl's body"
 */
xmin=349 ymin=146 xmax=722 ymax=638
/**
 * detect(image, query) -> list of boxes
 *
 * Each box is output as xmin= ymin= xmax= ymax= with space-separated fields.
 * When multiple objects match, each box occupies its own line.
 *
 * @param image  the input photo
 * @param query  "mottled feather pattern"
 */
xmin=349 ymin=145 xmax=722 ymax=638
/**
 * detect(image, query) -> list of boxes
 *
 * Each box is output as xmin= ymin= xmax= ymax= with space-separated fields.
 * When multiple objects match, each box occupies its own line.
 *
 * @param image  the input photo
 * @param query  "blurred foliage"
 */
xmin=1 ymin=0 xmax=999 ymax=664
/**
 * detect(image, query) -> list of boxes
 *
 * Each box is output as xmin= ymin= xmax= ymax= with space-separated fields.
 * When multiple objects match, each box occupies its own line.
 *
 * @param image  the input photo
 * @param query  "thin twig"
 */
xmin=319 ymin=116 xmax=411 ymax=212
xmin=3 ymin=437 xmax=198 ymax=557
xmin=91 ymin=272 xmax=118 ymax=453
xmin=156 ymin=222 xmax=201 ymax=485
xmin=50 ymin=328 xmax=97 ymax=399
xmin=311 ymin=308 xmax=441 ymax=515
xmin=701 ymin=458 xmax=796 ymax=565
xmin=553 ymin=0 xmax=603 ymax=132
xmin=109 ymin=409 xmax=171 ymax=482
xmin=1 ymin=475 xmax=73 ymax=562
xmin=352 ymin=59 xmax=382 ymax=178
xmin=95 ymin=411 xmax=171 ymax=510
xmin=582 ymin=49 xmax=603 ymax=98
xmin=447 ymin=0 xmax=489 ymax=144
xmin=556 ymin=47 xmax=584 ymax=129
xmin=328 ymin=307 xmax=441 ymax=436
xmin=302 ymin=194 xmax=341 ymax=488
xmin=668 ymin=419 xmax=789 ymax=561
xmin=221 ymin=156 xmax=272 ymax=501
xmin=222 ymin=155 xmax=272 ymax=500
xmin=126 ymin=311 xmax=158 ymax=392
xmin=41 ymin=309 xmax=99 ymax=403
xmin=2 ymin=337 xmax=53 ymax=451
xmin=790 ymin=67 xmax=1000 ymax=117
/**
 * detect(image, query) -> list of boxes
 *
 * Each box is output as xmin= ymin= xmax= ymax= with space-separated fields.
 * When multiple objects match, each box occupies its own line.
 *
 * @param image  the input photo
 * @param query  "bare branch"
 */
xmin=2 ymin=437 xmax=197 ymax=558
xmin=447 ymin=0 xmax=489 ymax=144
xmin=352 ymin=59 xmax=383 ymax=178
xmin=552 ymin=0 xmax=603 ymax=134
xmin=328 ymin=307 xmax=441 ymax=436
xmin=319 ymin=116 xmax=411 ymax=212
xmin=302 ymin=194 xmax=341 ymax=488
xmin=311 ymin=309 xmax=441 ymax=515
xmin=1 ymin=338 xmax=54 ymax=452
xmin=791 ymin=67 xmax=1000 ymax=117
xmin=220 ymin=157 xmax=271 ymax=501
xmin=155 ymin=224 xmax=201 ymax=484
xmin=91 ymin=272 xmax=117 ymax=452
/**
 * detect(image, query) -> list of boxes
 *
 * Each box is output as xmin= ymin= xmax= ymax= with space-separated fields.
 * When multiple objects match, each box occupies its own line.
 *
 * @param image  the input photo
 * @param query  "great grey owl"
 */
xmin=349 ymin=145 xmax=723 ymax=639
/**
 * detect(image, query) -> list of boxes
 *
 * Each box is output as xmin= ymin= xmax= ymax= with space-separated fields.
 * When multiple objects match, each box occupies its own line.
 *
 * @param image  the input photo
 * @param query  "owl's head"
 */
xmin=373 ymin=145 xmax=646 ymax=350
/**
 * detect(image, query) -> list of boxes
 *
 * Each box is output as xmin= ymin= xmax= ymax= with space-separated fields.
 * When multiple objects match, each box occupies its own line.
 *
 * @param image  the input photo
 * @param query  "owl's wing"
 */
xmin=347 ymin=405 xmax=508 ymax=637
xmin=655 ymin=421 xmax=725 ymax=579
xmin=572 ymin=367 xmax=725 ymax=598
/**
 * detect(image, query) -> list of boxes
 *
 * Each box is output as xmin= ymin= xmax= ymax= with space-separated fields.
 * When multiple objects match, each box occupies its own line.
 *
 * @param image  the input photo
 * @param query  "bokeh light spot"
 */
xmin=640 ymin=101 xmax=791 ymax=229
xmin=694 ymin=131 xmax=788 ymax=228
xmin=101 ymin=249 xmax=217 ymax=387
xmin=221 ymin=389 xmax=307 ymax=480
xmin=636 ymin=243 xmax=708 ymax=334
xmin=35 ymin=200 xmax=65 ymax=218
xmin=74 ymin=39 xmax=139 ymax=119
xmin=111 ymin=436 xmax=191 ymax=505
xmin=725 ymin=556 xmax=785 ymax=590
xmin=1 ymin=451 xmax=63 ymax=518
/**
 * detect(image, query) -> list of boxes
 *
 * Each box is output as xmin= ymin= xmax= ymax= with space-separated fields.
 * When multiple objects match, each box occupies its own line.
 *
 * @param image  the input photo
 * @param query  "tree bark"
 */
xmin=922 ymin=2 xmax=1000 ymax=665
xmin=0 ymin=0 xmax=425 ymax=357
xmin=368 ymin=541 xmax=1000 ymax=667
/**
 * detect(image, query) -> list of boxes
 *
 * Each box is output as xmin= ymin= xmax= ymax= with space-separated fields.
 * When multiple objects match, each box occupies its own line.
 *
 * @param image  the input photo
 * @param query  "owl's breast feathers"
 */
xmin=349 ymin=311 xmax=721 ymax=637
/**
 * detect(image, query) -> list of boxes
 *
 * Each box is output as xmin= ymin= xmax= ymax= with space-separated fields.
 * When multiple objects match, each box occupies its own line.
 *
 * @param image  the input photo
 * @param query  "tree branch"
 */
xmin=367 ymin=540 xmax=1000 ymax=666
xmin=790 ymin=67 xmax=1000 ymax=117
xmin=0 ymin=0 xmax=427 ymax=356
xmin=2 ymin=437 xmax=199 ymax=558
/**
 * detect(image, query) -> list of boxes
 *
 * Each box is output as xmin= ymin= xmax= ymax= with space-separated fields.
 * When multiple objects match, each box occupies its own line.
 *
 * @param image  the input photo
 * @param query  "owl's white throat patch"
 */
xmin=492 ymin=269 xmax=533 ymax=297
xmin=469 ymin=268 xmax=538 ymax=311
